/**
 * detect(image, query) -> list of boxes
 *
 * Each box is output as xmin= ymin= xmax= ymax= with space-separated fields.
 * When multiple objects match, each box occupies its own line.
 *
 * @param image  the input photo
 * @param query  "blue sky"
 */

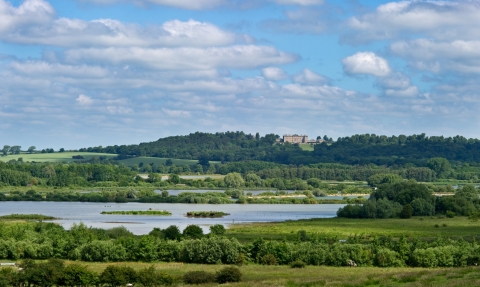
xmin=1 ymin=0 xmax=480 ymax=149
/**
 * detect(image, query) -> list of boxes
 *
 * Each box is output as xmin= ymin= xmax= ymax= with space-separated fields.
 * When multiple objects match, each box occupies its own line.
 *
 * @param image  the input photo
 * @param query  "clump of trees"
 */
xmin=337 ymin=181 xmax=480 ymax=219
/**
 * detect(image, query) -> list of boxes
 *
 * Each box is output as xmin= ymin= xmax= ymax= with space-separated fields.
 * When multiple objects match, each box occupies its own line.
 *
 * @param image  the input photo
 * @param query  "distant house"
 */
xmin=281 ymin=134 xmax=322 ymax=145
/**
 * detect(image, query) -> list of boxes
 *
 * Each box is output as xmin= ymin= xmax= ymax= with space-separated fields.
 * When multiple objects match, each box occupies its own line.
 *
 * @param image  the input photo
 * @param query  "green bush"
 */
xmin=216 ymin=266 xmax=242 ymax=284
xmin=183 ymin=271 xmax=215 ymax=284
xmin=260 ymin=253 xmax=278 ymax=265
xmin=446 ymin=210 xmax=455 ymax=218
xmin=290 ymin=260 xmax=306 ymax=268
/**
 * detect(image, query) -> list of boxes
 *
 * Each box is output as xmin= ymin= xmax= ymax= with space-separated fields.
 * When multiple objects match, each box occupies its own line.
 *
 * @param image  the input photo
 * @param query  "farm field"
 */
xmin=20 ymin=261 xmax=480 ymax=287
xmin=0 ymin=152 xmax=117 ymax=162
xmin=226 ymin=216 xmax=480 ymax=242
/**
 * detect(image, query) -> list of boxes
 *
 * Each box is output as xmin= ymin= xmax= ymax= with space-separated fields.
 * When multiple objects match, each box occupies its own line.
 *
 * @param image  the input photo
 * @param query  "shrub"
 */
xmin=260 ymin=254 xmax=278 ymax=265
xmin=183 ymin=271 xmax=215 ymax=284
xmin=399 ymin=204 xmax=413 ymax=219
xmin=446 ymin=210 xmax=455 ymax=218
xmin=183 ymin=225 xmax=204 ymax=239
xmin=290 ymin=260 xmax=306 ymax=268
xmin=216 ymin=266 xmax=242 ymax=284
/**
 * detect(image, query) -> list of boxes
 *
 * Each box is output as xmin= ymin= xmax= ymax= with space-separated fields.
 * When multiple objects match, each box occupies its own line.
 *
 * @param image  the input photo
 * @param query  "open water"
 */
xmin=0 ymin=201 xmax=344 ymax=234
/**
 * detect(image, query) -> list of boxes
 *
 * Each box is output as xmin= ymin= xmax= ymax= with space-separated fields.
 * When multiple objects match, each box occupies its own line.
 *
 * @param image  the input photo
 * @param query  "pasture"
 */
xmin=226 ymin=216 xmax=480 ymax=242
xmin=0 ymin=152 xmax=117 ymax=163
xmin=53 ymin=261 xmax=480 ymax=287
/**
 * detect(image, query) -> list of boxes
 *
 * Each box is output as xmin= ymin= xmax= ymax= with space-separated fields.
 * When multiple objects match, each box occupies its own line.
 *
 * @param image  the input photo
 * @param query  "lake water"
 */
xmin=0 ymin=202 xmax=344 ymax=235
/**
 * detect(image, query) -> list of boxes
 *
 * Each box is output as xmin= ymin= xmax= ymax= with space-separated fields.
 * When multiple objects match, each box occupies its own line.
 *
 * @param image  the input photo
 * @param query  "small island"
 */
xmin=101 ymin=210 xmax=172 ymax=216
xmin=0 ymin=214 xmax=57 ymax=220
xmin=186 ymin=211 xmax=230 ymax=218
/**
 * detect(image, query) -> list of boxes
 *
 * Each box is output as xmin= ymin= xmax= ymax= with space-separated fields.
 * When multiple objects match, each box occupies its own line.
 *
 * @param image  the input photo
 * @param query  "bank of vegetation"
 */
xmin=100 ymin=210 xmax=171 ymax=216
xmin=185 ymin=211 xmax=230 ymax=218
xmin=0 ymin=214 xmax=56 ymax=220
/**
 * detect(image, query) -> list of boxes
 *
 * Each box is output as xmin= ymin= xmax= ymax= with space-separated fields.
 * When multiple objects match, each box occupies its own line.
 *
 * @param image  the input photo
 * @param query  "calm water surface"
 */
xmin=0 ymin=202 xmax=344 ymax=234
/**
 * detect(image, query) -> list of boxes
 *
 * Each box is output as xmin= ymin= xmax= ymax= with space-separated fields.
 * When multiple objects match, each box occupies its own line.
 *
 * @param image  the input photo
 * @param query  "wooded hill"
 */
xmin=78 ymin=132 xmax=480 ymax=166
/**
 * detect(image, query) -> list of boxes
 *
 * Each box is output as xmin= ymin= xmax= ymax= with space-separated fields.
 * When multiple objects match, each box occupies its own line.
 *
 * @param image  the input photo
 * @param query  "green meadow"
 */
xmin=117 ymin=156 xmax=221 ymax=167
xmin=44 ymin=261 xmax=480 ymax=287
xmin=226 ymin=216 xmax=480 ymax=242
xmin=0 ymin=152 xmax=117 ymax=163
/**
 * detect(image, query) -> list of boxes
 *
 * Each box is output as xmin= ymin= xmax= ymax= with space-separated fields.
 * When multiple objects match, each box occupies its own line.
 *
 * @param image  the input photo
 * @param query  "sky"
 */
xmin=1 ymin=0 xmax=480 ymax=149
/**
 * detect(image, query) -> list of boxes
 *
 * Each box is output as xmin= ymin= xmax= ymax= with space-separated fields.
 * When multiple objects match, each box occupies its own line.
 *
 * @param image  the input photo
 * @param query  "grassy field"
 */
xmin=298 ymin=144 xmax=315 ymax=151
xmin=0 ymin=152 xmax=117 ymax=163
xmin=226 ymin=216 xmax=480 ymax=242
xmin=117 ymin=156 xmax=220 ymax=167
xmin=44 ymin=261 xmax=480 ymax=287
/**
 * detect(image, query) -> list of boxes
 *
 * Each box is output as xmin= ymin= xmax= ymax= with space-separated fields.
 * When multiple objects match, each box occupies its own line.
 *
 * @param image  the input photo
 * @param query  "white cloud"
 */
xmin=76 ymin=0 xmax=225 ymax=10
xmin=76 ymin=94 xmax=93 ymax=105
xmin=261 ymin=67 xmax=288 ymax=81
xmin=385 ymin=86 xmax=419 ymax=98
xmin=64 ymin=46 xmax=298 ymax=70
xmin=391 ymin=39 xmax=480 ymax=74
xmin=0 ymin=16 xmax=241 ymax=47
xmin=343 ymin=1 xmax=480 ymax=44
xmin=376 ymin=72 xmax=411 ymax=90
xmin=0 ymin=0 xmax=54 ymax=33
xmin=293 ymin=68 xmax=328 ymax=85
xmin=342 ymin=52 xmax=391 ymax=77
xmin=270 ymin=0 xmax=323 ymax=6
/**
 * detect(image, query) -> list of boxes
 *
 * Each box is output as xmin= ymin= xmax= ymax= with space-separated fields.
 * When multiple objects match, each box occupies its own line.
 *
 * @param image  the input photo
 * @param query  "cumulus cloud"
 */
xmin=343 ymin=1 xmax=480 ymax=44
xmin=391 ymin=39 xmax=480 ymax=74
xmin=64 ymin=46 xmax=298 ymax=70
xmin=0 ymin=16 xmax=243 ymax=47
xmin=0 ymin=0 xmax=54 ymax=33
xmin=76 ymin=94 xmax=93 ymax=105
xmin=261 ymin=67 xmax=288 ymax=81
xmin=293 ymin=68 xmax=328 ymax=85
xmin=342 ymin=52 xmax=390 ymax=77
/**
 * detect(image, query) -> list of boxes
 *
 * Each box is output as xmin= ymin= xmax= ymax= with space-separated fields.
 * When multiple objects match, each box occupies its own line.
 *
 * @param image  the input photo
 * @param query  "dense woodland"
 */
xmin=75 ymin=132 xmax=480 ymax=166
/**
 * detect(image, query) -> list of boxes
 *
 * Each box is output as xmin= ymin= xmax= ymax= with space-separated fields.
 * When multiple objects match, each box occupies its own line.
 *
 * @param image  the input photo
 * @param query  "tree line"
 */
xmin=1 ymin=221 xmax=480 ymax=269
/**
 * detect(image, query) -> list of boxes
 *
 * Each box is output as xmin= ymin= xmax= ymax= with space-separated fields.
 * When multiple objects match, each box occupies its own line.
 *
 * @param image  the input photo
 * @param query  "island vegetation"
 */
xmin=186 ymin=211 xmax=230 ymax=218
xmin=100 ymin=210 xmax=171 ymax=216
xmin=0 ymin=214 xmax=56 ymax=220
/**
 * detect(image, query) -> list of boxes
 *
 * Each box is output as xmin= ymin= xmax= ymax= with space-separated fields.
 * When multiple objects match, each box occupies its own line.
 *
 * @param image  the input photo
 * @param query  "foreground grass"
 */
xmin=226 ymin=216 xmax=480 ymax=242
xmin=65 ymin=261 xmax=480 ymax=287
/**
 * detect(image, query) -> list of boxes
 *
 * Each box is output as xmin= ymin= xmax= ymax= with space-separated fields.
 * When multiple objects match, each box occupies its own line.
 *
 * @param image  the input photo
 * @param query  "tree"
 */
xmin=100 ymin=266 xmax=137 ymax=287
xmin=400 ymin=204 xmax=413 ymax=219
xmin=58 ymin=264 xmax=98 ymax=287
xmin=27 ymin=146 xmax=36 ymax=154
xmin=209 ymin=224 xmax=226 ymax=236
xmin=427 ymin=157 xmax=451 ymax=178
xmin=224 ymin=172 xmax=245 ymax=188
xmin=198 ymin=155 xmax=210 ymax=168
xmin=165 ymin=159 xmax=173 ymax=166
xmin=59 ymin=148 xmax=65 ymax=152
xmin=1 ymin=145 xmax=10 ymax=156
xmin=255 ymin=132 xmax=260 ymax=140
xmin=169 ymin=174 xmax=180 ymax=184
xmin=183 ymin=224 xmax=204 ymax=239
xmin=163 ymin=225 xmax=182 ymax=241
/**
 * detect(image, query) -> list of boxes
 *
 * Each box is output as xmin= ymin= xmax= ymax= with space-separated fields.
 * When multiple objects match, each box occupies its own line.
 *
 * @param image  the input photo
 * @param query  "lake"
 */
xmin=0 ymin=201 xmax=344 ymax=235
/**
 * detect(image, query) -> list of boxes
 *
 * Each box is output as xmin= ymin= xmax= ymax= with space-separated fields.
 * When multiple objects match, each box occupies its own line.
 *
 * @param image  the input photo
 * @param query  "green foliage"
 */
xmin=290 ymin=259 xmax=307 ymax=268
xmin=215 ymin=266 xmax=242 ymax=284
xmin=446 ymin=210 xmax=456 ymax=218
xmin=427 ymin=157 xmax=452 ymax=177
xmin=186 ymin=211 xmax=229 ymax=218
xmin=183 ymin=271 xmax=216 ymax=284
xmin=261 ymin=253 xmax=278 ymax=265
xmin=209 ymin=224 xmax=226 ymax=236
xmin=100 ymin=265 xmax=137 ymax=287
xmin=183 ymin=224 xmax=204 ymax=239
xmin=163 ymin=225 xmax=182 ymax=241
xmin=137 ymin=266 xmax=174 ymax=286
xmin=101 ymin=210 xmax=171 ymax=216
xmin=399 ymin=204 xmax=413 ymax=219
xmin=224 ymin=172 xmax=245 ymax=188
